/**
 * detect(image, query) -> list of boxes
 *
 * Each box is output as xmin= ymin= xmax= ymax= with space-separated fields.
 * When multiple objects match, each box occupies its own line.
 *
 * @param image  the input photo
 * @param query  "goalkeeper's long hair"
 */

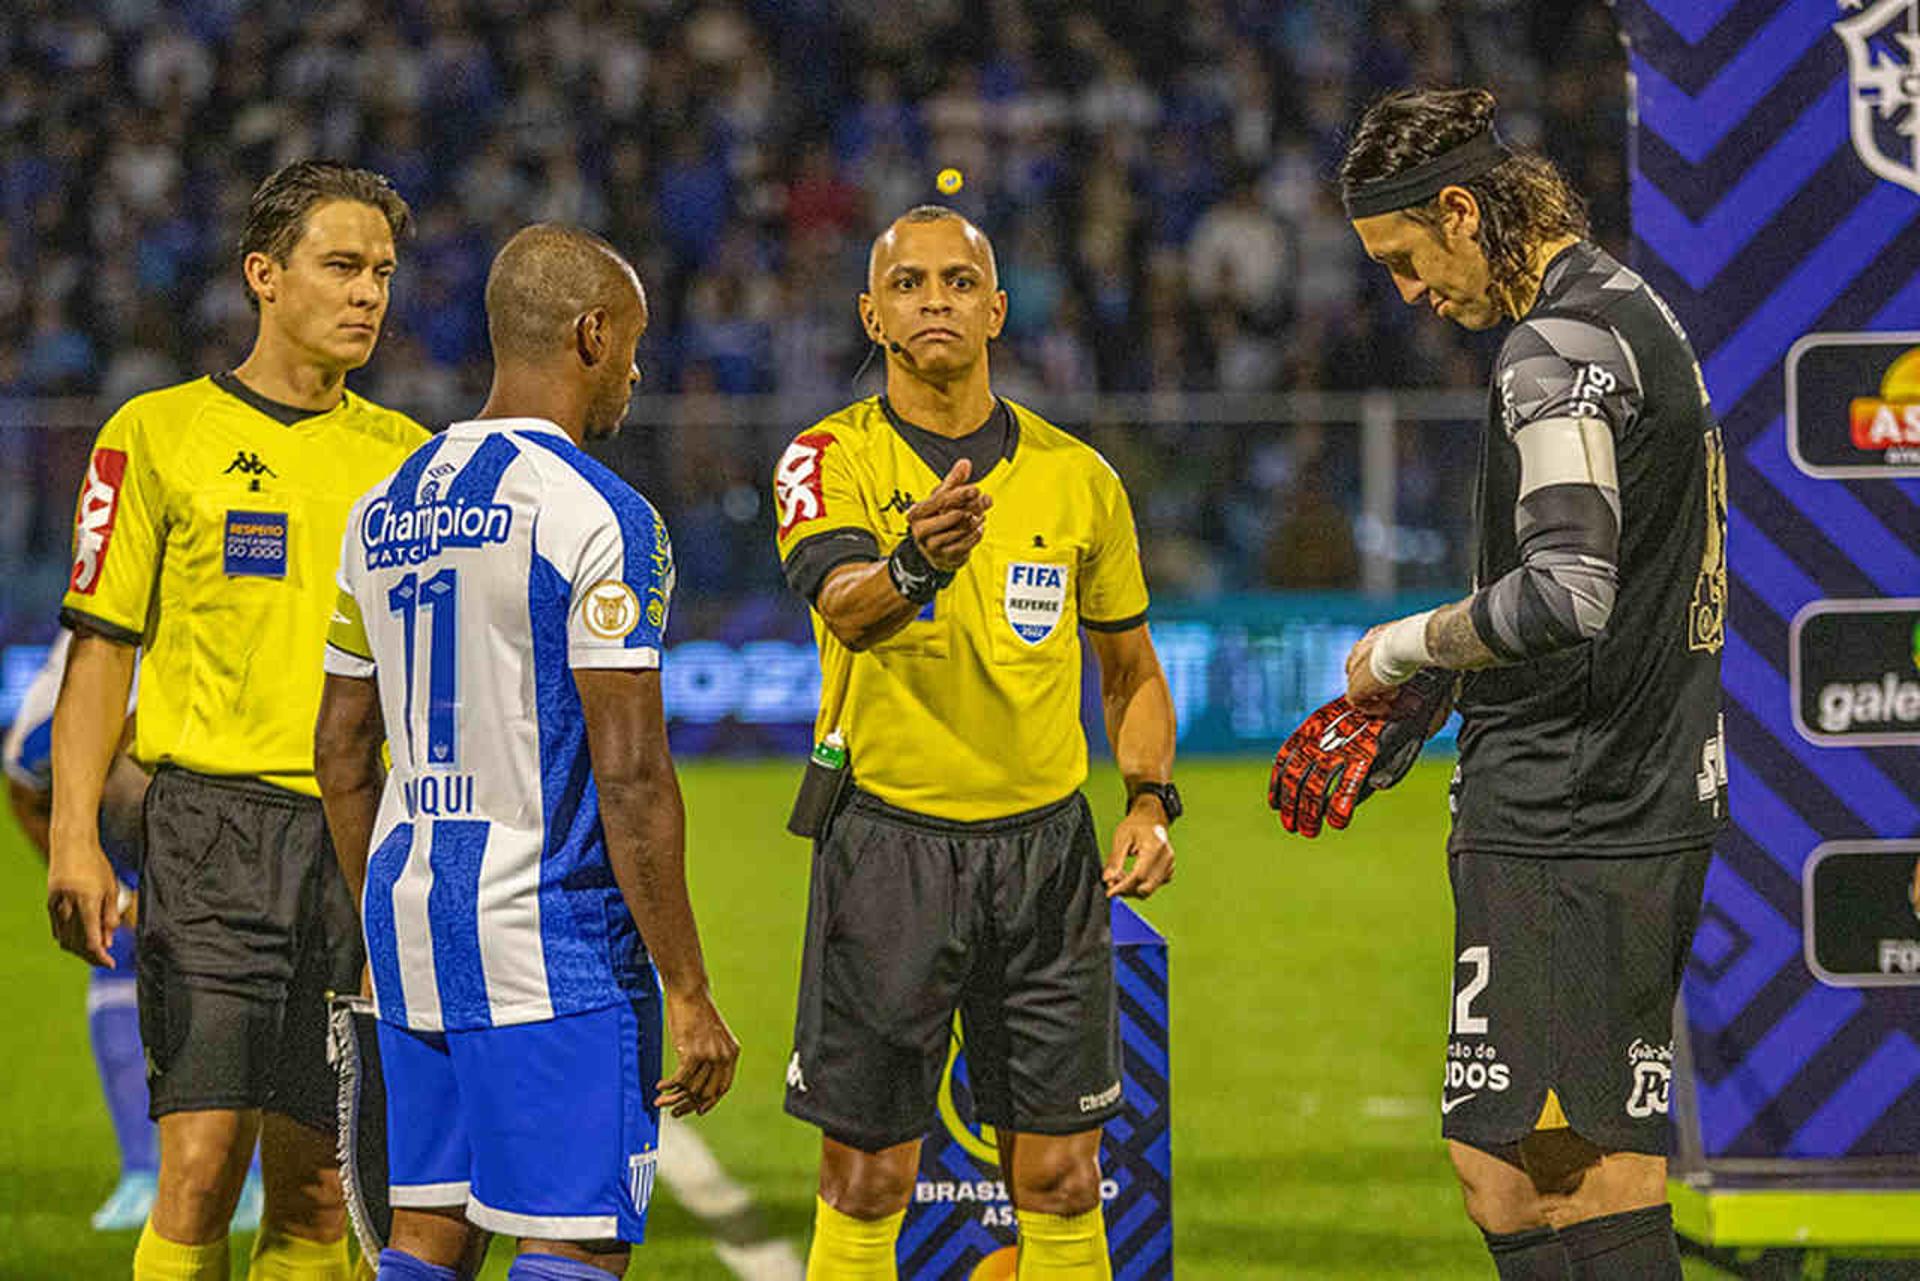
xmin=1340 ymin=88 xmax=1589 ymax=319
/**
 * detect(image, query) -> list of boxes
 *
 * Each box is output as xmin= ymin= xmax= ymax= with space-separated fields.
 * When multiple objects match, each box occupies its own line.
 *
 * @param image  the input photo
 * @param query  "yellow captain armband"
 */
xmin=327 ymin=585 xmax=373 ymax=662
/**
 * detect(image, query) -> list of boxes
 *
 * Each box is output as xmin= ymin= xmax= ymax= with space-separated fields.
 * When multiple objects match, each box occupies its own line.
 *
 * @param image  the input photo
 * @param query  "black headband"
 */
xmin=1341 ymin=130 xmax=1508 ymax=219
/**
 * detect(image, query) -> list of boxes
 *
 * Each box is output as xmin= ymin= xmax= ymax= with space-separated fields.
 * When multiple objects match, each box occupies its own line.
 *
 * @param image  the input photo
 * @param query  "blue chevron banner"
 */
xmin=1614 ymin=0 xmax=1920 ymax=1175
xmin=899 ymin=903 xmax=1170 ymax=1280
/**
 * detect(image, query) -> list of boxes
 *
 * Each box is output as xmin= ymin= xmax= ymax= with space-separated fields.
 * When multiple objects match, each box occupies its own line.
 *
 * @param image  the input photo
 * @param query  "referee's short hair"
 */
xmin=869 ymin=204 xmax=999 ymax=289
xmin=238 ymin=161 xmax=413 ymax=308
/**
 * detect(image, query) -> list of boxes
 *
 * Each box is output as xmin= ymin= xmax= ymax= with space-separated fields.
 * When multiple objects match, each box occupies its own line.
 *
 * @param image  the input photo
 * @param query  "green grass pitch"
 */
xmin=0 ymin=759 xmax=1725 ymax=1278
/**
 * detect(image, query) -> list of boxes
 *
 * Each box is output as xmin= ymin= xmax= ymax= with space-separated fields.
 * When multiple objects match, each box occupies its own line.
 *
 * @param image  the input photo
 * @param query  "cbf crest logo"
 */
xmin=1837 ymin=0 xmax=1920 ymax=196
xmin=1004 ymin=562 xmax=1067 ymax=645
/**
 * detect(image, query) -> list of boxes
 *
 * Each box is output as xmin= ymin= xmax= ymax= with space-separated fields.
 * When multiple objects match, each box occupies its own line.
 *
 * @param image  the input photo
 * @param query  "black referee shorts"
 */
xmin=785 ymin=789 xmax=1123 ymax=1153
xmin=137 ymin=766 xmax=364 ymax=1133
xmin=1441 ymin=846 xmax=1712 ymax=1156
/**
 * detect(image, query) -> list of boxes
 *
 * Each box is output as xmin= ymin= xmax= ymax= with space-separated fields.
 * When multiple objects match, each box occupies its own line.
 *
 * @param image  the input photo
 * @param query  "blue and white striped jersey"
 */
xmin=325 ymin=417 xmax=674 ymax=1033
xmin=4 ymin=630 xmax=141 ymax=791
xmin=2 ymin=630 xmax=68 ymax=792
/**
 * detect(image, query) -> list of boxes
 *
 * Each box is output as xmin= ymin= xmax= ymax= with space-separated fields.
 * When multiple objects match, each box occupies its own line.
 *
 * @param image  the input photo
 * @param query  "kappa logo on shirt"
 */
xmin=775 ymin=432 xmax=836 ymax=536
xmin=70 ymin=448 xmax=129 ymax=595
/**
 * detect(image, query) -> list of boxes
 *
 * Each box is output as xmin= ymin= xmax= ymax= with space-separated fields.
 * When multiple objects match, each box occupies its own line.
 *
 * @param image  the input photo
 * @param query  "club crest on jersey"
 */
xmin=70 ymin=447 xmax=128 ymax=595
xmin=627 ymin=1149 xmax=657 ymax=1216
xmin=1004 ymin=562 xmax=1067 ymax=645
xmin=776 ymin=431 xmax=835 ymax=536
xmin=1837 ymin=0 xmax=1920 ymax=197
xmin=584 ymin=580 xmax=641 ymax=640
xmin=361 ymin=494 xmax=513 ymax=568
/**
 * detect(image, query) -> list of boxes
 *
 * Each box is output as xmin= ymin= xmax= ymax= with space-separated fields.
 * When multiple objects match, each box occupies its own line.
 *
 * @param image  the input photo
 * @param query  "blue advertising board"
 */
xmin=1613 ymin=0 xmax=1920 ymax=1243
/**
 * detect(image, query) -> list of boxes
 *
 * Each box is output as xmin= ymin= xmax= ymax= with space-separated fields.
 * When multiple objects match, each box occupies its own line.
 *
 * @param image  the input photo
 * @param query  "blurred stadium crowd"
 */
xmin=0 ymin=0 xmax=1624 ymax=604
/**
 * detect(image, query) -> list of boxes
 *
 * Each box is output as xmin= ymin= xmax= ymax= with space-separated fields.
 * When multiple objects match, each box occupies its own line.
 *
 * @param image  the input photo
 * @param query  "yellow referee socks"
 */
xmin=807 ymin=1196 xmax=904 ymax=1278
xmin=1014 ymin=1207 xmax=1112 ymax=1279
xmin=133 ymin=1221 xmax=229 ymax=1281
xmin=247 ymin=1223 xmax=352 ymax=1280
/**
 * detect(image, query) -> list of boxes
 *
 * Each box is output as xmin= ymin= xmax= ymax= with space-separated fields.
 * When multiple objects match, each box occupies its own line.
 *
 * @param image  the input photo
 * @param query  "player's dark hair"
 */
xmin=1340 ymin=88 xmax=1588 ymax=317
xmin=238 ymin=161 xmax=412 ymax=309
xmin=485 ymin=222 xmax=641 ymax=363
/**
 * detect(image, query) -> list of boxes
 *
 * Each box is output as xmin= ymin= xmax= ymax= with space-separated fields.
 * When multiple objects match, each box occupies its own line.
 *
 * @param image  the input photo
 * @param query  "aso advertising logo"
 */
xmin=1790 ymin=598 xmax=1920 ymax=746
xmin=1787 ymin=332 xmax=1920 ymax=478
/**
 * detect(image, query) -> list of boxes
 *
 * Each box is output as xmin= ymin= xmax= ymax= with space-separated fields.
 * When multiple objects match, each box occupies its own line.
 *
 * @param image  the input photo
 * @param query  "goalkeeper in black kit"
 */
xmin=1272 ymin=88 xmax=1728 ymax=1280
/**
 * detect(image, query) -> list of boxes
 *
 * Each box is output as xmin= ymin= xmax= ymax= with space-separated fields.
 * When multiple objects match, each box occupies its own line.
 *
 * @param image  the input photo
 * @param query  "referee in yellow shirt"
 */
xmin=46 ymin=161 xmax=428 ymax=1281
xmin=775 ymin=206 xmax=1178 ymax=1279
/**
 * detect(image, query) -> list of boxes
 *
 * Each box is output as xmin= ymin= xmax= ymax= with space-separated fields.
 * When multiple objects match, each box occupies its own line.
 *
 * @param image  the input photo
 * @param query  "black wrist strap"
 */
xmin=887 ymin=537 xmax=953 ymax=605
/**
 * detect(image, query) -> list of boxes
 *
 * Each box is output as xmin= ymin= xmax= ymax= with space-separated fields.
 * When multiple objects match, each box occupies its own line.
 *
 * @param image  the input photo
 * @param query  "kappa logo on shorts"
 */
xmin=775 ymin=431 xmax=836 ymax=536
xmin=583 ymin=580 xmax=641 ymax=640
xmin=70 ymin=447 xmax=129 ymax=595
xmin=1005 ymin=562 xmax=1067 ymax=645
xmin=1625 ymin=1038 xmax=1674 ymax=1119
xmin=786 ymin=1051 xmax=808 ymax=1093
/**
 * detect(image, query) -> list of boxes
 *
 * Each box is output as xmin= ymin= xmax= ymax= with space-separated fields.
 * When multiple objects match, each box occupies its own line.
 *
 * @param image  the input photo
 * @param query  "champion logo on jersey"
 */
xmin=361 ymin=493 xmax=514 ymax=568
xmin=70 ymin=448 xmax=128 ymax=595
xmin=1004 ymin=562 xmax=1067 ymax=645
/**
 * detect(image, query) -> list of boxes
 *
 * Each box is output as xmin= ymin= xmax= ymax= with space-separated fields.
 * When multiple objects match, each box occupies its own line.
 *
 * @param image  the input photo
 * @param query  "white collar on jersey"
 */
xmin=444 ymin=416 xmax=571 ymax=440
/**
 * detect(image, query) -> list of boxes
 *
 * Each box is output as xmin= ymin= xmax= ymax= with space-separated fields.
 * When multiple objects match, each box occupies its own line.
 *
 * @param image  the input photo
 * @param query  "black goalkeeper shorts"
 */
xmin=137 ymin=766 xmax=365 ymax=1132
xmin=1441 ymin=846 xmax=1712 ymax=1156
xmin=785 ymin=789 xmax=1123 ymax=1153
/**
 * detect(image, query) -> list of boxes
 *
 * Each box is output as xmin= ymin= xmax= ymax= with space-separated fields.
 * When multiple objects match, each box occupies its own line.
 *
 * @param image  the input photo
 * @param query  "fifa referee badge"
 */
xmin=936 ymin=167 xmax=964 ymax=196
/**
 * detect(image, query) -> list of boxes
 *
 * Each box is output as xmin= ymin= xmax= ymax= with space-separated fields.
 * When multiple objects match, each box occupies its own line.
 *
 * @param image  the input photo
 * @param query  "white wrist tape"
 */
xmin=1369 ymin=609 xmax=1436 ymax=686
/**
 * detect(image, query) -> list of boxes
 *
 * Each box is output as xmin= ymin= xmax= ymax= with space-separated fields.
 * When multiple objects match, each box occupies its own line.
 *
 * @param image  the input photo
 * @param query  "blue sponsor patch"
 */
xmin=224 ymin=510 xmax=288 ymax=577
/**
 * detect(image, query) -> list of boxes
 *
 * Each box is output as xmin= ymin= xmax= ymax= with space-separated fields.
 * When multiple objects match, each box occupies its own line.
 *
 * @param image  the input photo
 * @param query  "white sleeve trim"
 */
xmin=568 ymin=647 xmax=662 ymax=671
xmin=323 ymin=644 xmax=377 ymax=679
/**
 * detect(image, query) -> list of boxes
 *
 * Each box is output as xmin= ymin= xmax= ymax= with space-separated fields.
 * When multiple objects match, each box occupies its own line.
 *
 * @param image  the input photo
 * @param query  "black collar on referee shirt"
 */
xmin=211 ymin=371 xmax=340 ymax=426
xmin=879 ymin=395 xmax=1018 ymax=484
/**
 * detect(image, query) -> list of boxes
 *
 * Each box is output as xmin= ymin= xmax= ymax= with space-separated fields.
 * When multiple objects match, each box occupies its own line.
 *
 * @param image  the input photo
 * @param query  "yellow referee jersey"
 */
xmin=774 ymin=397 xmax=1148 ymax=821
xmin=60 ymin=374 xmax=427 ymax=796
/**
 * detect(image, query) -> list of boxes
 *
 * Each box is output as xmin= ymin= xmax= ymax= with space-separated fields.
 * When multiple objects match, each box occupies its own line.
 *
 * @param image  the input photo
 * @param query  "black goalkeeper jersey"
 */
xmin=1451 ymin=241 xmax=1729 ymax=856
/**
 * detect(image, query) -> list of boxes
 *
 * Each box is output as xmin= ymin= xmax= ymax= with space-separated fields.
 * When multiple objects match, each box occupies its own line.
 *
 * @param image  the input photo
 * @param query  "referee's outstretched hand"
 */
xmin=909 ymin=459 xmax=992 ymax=573
xmin=47 ymin=839 xmax=121 ymax=968
xmin=657 ymin=987 xmax=740 ymax=1118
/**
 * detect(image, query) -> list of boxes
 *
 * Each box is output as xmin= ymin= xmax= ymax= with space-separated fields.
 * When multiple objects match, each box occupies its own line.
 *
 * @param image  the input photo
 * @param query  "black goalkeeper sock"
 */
xmin=1481 ymin=1225 xmax=1573 ymax=1280
xmin=1558 ymin=1204 xmax=1682 ymax=1280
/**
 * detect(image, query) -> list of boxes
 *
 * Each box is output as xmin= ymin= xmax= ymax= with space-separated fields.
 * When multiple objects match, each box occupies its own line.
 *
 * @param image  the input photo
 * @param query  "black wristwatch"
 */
xmin=1127 ymin=780 xmax=1182 ymax=825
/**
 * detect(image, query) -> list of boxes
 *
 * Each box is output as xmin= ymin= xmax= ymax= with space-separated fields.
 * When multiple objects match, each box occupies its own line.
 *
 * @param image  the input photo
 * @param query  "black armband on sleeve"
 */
xmin=59 ymin=607 xmax=142 ymax=647
xmin=782 ymin=527 xmax=882 ymax=604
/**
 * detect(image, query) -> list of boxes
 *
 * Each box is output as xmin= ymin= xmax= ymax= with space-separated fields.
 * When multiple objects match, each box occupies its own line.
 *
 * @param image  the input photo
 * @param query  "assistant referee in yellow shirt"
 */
xmin=774 ymin=205 xmax=1178 ymax=1279
xmin=46 ymin=161 xmax=428 ymax=1281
